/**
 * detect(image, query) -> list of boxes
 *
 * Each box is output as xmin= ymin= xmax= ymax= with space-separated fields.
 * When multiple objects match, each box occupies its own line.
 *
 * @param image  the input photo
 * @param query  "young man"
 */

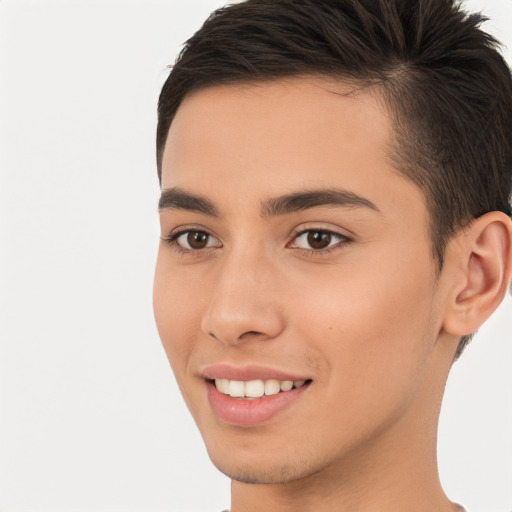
xmin=153 ymin=1 xmax=512 ymax=511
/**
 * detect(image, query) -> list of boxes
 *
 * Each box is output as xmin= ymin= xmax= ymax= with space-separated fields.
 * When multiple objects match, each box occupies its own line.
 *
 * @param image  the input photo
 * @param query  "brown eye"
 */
xmin=187 ymin=231 xmax=209 ymax=249
xmin=291 ymin=229 xmax=349 ymax=252
xmin=173 ymin=230 xmax=221 ymax=250
xmin=307 ymin=231 xmax=332 ymax=249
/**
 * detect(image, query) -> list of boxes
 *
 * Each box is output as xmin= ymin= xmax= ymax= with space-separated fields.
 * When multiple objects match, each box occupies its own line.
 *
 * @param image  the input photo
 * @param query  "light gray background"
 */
xmin=0 ymin=1 xmax=511 ymax=511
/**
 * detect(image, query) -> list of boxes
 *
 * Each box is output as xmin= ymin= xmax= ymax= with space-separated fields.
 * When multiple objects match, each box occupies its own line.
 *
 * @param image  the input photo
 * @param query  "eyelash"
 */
xmin=162 ymin=227 xmax=352 ymax=256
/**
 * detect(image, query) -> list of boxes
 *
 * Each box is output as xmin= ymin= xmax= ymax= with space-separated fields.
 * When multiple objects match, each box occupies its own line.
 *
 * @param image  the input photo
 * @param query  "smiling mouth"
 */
xmin=205 ymin=376 xmax=312 ymax=426
xmin=212 ymin=378 xmax=312 ymax=399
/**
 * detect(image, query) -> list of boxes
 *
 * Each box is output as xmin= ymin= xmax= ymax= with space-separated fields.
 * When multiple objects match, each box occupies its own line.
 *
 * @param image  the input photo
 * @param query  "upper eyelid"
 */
xmin=289 ymin=224 xmax=353 ymax=240
xmin=166 ymin=224 xmax=219 ymax=238
xmin=288 ymin=229 xmax=349 ymax=245
xmin=293 ymin=227 xmax=348 ymax=236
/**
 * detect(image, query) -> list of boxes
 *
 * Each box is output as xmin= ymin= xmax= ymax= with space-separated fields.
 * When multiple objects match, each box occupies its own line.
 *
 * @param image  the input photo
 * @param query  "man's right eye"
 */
xmin=165 ymin=230 xmax=222 ymax=251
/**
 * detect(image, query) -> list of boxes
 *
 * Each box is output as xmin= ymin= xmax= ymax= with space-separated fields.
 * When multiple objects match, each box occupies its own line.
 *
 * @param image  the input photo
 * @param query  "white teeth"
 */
xmin=245 ymin=380 xmax=265 ymax=398
xmin=221 ymin=378 xmax=230 ymax=393
xmin=214 ymin=378 xmax=309 ymax=398
xmin=280 ymin=380 xmax=293 ymax=392
xmin=264 ymin=379 xmax=281 ymax=396
xmin=228 ymin=380 xmax=245 ymax=397
xmin=215 ymin=378 xmax=229 ymax=394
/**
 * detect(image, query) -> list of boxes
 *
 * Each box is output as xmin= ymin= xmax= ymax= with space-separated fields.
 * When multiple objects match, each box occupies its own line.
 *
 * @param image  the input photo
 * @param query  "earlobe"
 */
xmin=443 ymin=211 xmax=512 ymax=336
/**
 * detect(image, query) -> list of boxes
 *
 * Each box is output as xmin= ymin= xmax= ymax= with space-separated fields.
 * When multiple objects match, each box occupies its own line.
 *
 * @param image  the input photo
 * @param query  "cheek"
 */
xmin=295 ymin=256 xmax=435 ymax=337
xmin=291 ymin=259 xmax=438 ymax=402
xmin=153 ymin=260 xmax=209 ymax=418
xmin=153 ymin=253 xmax=202 ymax=373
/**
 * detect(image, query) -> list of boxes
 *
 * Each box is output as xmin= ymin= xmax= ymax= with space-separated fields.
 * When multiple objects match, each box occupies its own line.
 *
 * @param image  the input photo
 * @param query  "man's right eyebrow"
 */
xmin=158 ymin=187 xmax=220 ymax=217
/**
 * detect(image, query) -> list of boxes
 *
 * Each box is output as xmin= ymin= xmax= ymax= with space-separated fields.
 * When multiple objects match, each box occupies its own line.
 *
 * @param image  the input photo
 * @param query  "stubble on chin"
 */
xmin=209 ymin=452 xmax=323 ymax=486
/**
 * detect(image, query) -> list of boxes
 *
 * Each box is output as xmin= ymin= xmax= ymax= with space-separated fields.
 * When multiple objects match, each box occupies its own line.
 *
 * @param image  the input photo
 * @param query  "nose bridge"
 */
xmin=201 ymin=242 xmax=284 ymax=345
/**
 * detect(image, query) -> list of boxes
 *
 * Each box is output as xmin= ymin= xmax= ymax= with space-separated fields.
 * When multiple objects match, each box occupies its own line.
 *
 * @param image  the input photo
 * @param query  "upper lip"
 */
xmin=200 ymin=364 xmax=310 ymax=382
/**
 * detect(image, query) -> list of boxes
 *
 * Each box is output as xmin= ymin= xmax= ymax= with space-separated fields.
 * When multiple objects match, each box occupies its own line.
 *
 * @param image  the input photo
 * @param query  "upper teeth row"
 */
xmin=215 ymin=378 xmax=306 ymax=398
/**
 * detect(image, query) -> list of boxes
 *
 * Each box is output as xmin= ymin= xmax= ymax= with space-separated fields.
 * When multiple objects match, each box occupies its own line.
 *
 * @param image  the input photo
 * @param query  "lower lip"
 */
xmin=206 ymin=380 xmax=309 ymax=427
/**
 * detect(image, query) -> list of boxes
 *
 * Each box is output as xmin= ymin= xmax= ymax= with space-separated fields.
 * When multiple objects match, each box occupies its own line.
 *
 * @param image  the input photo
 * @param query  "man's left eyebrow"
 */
xmin=261 ymin=188 xmax=380 ymax=217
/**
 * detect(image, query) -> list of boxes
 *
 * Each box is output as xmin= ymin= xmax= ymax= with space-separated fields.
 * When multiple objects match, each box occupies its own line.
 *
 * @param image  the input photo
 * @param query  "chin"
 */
xmin=206 ymin=443 xmax=322 ymax=485
xmin=212 ymin=460 xmax=318 ymax=485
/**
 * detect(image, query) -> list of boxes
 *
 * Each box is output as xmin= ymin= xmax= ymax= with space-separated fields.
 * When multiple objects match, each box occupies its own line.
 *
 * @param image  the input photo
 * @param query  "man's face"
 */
xmin=154 ymin=78 xmax=450 ymax=484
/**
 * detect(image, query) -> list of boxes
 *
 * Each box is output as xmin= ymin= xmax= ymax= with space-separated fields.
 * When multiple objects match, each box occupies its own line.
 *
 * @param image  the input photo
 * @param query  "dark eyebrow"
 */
xmin=158 ymin=187 xmax=220 ymax=217
xmin=158 ymin=187 xmax=379 ymax=218
xmin=261 ymin=188 xmax=380 ymax=217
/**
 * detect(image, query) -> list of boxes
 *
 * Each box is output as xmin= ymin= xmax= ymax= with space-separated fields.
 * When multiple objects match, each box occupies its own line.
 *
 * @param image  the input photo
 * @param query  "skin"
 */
xmin=153 ymin=77 xmax=511 ymax=512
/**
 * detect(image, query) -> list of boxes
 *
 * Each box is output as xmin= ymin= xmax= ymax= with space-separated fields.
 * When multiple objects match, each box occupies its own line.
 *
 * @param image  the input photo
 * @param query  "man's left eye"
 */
xmin=291 ymin=230 xmax=348 ymax=251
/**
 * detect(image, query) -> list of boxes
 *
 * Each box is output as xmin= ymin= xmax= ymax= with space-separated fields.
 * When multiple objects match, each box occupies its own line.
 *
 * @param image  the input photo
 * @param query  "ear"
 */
xmin=442 ymin=211 xmax=512 ymax=337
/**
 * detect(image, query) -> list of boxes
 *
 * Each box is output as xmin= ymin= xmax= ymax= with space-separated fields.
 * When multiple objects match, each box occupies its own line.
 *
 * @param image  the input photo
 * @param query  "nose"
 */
xmin=200 ymin=250 xmax=285 ymax=346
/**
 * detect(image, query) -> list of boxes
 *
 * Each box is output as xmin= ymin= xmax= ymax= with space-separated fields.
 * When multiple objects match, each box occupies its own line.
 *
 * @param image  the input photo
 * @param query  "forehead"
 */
xmin=160 ymin=77 xmax=422 ymax=219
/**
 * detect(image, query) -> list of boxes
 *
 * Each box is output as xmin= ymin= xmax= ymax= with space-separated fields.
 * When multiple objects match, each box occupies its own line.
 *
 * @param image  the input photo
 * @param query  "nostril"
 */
xmin=208 ymin=332 xmax=221 ymax=342
xmin=239 ymin=330 xmax=264 ymax=339
xmin=207 ymin=330 xmax=267 ymax=344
